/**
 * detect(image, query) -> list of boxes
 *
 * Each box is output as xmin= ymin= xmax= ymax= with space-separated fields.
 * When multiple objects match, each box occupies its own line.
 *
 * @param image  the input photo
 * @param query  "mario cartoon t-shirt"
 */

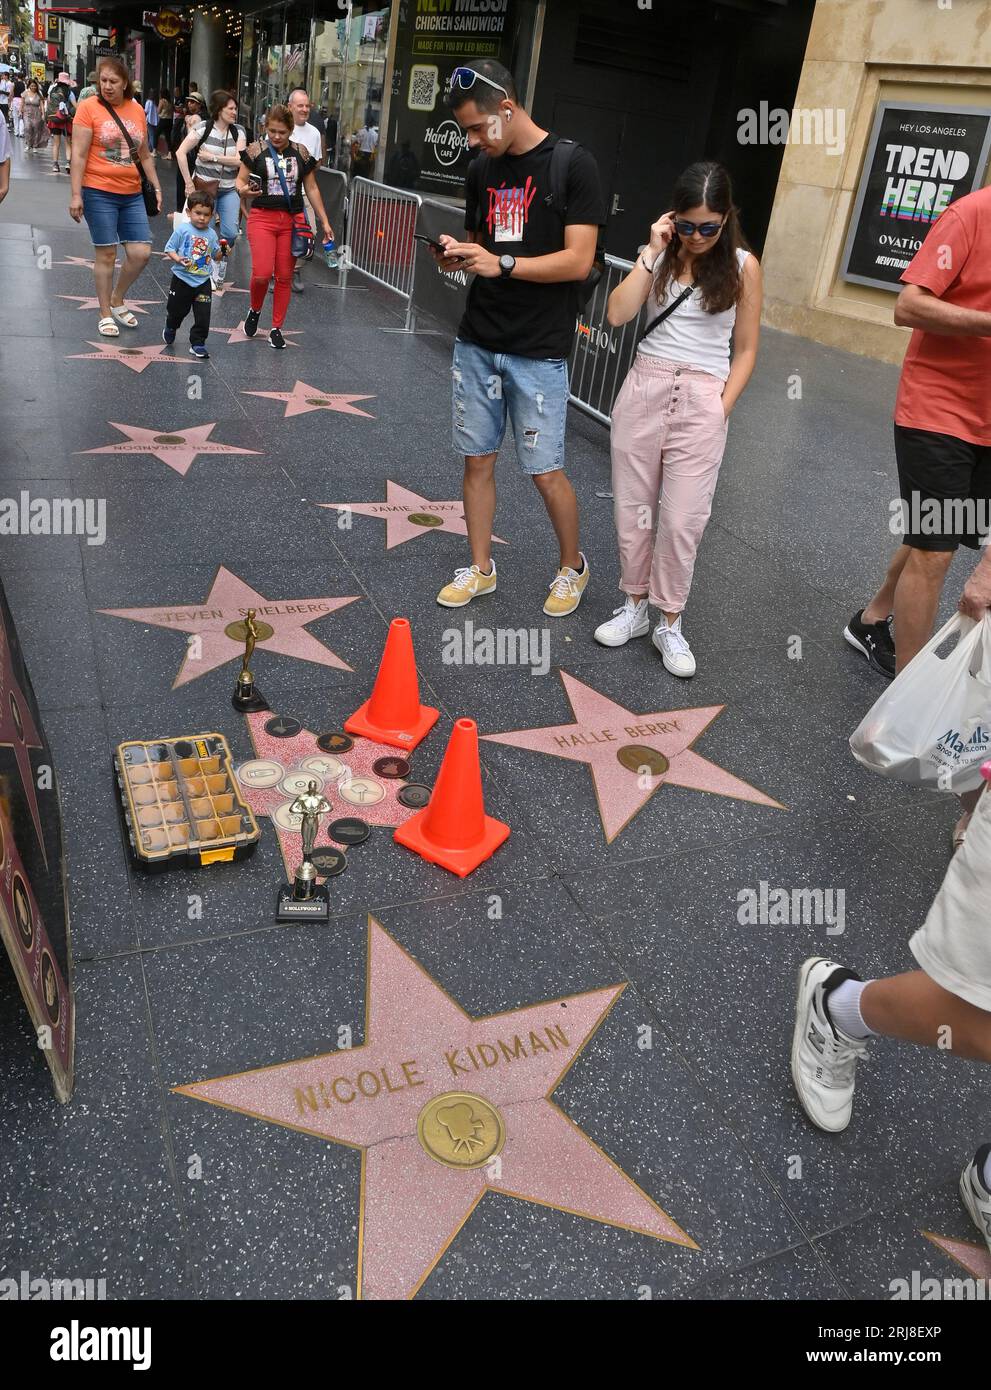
xmin=165 ymin=224 xmax=221 ymax=287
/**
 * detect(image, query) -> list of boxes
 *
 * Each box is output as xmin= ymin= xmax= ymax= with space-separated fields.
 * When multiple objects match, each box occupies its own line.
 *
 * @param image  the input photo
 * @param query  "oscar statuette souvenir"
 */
xmin=231 ymin=608 xmax=270 ymax=712
xmin=276 ymin=780 xmax=333 ymax=923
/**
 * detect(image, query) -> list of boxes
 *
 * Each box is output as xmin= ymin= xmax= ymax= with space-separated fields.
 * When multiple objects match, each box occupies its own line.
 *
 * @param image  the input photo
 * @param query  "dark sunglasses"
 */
xmin=675 ymin=218 xmax=724 ymax=238
xmin=450 ymin=66 xmax=509 ymax=99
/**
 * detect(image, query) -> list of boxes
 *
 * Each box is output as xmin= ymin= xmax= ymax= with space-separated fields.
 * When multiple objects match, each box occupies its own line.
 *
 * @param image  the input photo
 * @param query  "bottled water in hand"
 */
xmin=323 ymin=238 xmax=338 ymax=269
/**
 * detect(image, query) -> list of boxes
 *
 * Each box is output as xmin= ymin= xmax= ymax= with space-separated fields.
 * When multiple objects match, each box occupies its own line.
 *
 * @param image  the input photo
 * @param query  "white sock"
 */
xmin=983 ymin=1152 xmax=991 ymax=1191
xmin=825 ymin=978 xmax=875 ymax=1039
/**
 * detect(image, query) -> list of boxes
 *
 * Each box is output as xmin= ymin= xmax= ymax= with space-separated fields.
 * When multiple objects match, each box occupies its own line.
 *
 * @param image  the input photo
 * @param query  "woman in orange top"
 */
xmin=68 ymin=57 xmax=162 ymax=337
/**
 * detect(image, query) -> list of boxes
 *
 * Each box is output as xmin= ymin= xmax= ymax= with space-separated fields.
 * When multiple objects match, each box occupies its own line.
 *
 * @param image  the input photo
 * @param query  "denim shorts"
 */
xmin=452 ymin=338 xmax=569 ymax=476
xmin=82 ymin=186 xmax=153 ymax=247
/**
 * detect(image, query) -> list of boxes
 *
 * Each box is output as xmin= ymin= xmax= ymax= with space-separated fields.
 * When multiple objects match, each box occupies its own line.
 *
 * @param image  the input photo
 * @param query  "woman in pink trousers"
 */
xmin=595 ymin=162 xmax=762 ymax=676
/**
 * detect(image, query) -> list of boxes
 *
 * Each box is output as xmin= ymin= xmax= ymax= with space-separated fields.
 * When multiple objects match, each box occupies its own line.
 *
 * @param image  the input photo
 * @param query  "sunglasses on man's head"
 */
xmin=451 ymin=66 xmax=509 ymax=99
xmin=674 ymin=218 xmax=724 ymax=238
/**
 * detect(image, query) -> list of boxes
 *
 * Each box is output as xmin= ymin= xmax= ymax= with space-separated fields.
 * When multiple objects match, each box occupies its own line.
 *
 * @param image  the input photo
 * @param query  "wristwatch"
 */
xmin=499 ymin=254 xmax=516 ymax=279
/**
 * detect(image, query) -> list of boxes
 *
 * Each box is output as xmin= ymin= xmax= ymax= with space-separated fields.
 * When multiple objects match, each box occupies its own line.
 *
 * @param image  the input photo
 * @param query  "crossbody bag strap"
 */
xmin=267 ymin=142 xmax=294 ymax=207
xmin=98 ymin=97 xmax=141 ymax=166
xmin=636 ymin=279 xmax=697 ymax=349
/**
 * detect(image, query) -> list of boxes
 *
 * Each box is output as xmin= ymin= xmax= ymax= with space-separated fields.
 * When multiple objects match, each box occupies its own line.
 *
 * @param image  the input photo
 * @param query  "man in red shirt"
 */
xmin=845 ymin=184 xmax=991 ymax=681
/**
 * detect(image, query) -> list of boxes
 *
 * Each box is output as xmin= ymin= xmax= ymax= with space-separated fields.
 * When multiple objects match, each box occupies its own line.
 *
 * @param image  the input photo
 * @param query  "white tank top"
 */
xmin=638 ymin=246 xmax=751 ymax=381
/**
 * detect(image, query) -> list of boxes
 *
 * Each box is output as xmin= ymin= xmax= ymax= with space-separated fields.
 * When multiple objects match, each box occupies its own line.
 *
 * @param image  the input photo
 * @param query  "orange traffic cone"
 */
xmin=394 ymin=718 xmax=510 ymax=876
xmin=344 ymin=618 xmax=439 ymax=750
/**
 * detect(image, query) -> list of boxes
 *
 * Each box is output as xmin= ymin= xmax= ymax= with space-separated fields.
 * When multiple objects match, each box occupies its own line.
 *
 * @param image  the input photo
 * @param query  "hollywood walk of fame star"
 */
xmin=482 ymin=670 xmax=784 ymax=843
xmin=66 ymin=342 xmax=191 ymax=374
xmin=214 ymin=321 xmax=302 ymax=347
xmin=174 ymin=917 xmax=697 ymax=1300
xmin=237 ymin=712 xmax=416 ymax=883
xmin=0 ymin=609 xmax=47 ymax=865
xmin=242 ymin=380 xmax=376 ymax=419
xmin=211 ymin=285 xmax=249 ymax=298
xmin=75 ymin=422 xmax=263 ymax=479
xmin=924 ymin=1231 xmax=991 ymax=1281
xmin=57 ymin=295 xmax=161 ymax=314
xmin=99 ymin=567 xmax=360 ymax=689
xmin=318 ymin=480 xmax=508 ymax=551
xmin=52 ymin=255 xmax=106 ymax=269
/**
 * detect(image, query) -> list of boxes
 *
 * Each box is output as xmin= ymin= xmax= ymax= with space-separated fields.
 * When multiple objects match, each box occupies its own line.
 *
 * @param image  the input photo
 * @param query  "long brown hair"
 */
xmin=653 ymin=162 xmax=750 ymax=314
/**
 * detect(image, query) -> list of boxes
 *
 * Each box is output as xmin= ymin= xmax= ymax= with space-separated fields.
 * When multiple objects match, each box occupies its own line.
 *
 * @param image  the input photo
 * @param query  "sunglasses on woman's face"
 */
xmin=675 ymin=218 xmax=724 ymax=238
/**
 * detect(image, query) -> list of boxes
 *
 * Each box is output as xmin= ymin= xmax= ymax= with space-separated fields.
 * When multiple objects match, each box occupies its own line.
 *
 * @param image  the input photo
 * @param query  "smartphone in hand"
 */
xmin=415 ymin=233 xmax=463 ymax=261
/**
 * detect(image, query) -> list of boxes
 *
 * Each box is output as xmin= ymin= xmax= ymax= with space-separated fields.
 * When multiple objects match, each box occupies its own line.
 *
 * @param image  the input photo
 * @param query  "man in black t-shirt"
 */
xmin=433 ymin=60 xmax=605 ymax=618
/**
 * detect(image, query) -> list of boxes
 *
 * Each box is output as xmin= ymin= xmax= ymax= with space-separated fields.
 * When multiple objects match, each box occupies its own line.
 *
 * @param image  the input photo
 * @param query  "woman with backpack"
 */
xmin=46 ymin=74 xmax=74 ymax=174
xmin=175 ymin=90 xmax=246 ymax=282
xmin=593 ymin=162 xmax=762 ymax=677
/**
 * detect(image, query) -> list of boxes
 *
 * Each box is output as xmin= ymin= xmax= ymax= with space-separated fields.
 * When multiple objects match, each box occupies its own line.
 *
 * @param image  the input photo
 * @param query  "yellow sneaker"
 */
xmin=543 ymin=553 xmax=590 ymax=617
xmin=436 ymin=562 xmax=497 ymax=608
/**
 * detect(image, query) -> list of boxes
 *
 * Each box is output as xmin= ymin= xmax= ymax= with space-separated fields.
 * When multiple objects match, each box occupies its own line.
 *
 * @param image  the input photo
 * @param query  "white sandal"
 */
xmin=97 ymin=316 xmax=120 ymax=337
xmin=110 ymin=302 xmax=138 ymax=329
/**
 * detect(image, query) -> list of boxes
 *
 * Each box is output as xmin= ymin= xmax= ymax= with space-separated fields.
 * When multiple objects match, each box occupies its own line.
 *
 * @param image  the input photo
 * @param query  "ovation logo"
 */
xmin=576 ymin=318 xmax=617 ymax=354
xmin=425 ymin=120 xmax=469 ymax=168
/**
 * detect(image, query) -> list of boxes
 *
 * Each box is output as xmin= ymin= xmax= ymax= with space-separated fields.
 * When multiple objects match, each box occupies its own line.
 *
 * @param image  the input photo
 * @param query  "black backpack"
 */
xmin=471 ymin=137 xmax=606 ymax=305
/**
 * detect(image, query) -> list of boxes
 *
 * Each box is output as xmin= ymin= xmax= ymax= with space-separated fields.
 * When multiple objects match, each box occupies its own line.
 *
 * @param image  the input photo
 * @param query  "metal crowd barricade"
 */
xmin=567 ymin=253 xmax=645 ymax=426
xmin=345 ymin=176 xmax=433 ymax=334
xmin=314 ymin=167 xmax=350 ymax=289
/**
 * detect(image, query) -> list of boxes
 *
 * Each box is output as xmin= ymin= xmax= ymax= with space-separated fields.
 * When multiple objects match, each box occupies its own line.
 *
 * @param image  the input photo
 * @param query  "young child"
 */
xmin=162 ymin=192 xmax=226 ymax=359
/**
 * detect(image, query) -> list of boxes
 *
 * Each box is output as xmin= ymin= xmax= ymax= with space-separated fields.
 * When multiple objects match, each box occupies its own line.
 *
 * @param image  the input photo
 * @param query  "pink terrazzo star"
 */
xmin=242 ymin=380 xmax=376 ymax=419
xmin=76 ymin=422 xmax=262 ymax=478
xmin=57 ymin=295 xmax=161 ymax=314
xmin=211 ymin=285 xmax=249 ymax=298
xmin=319 ymin=480 xmax=507 ymax=550
xmin=98 ymin=566 xmax=360 ymax=689
xmin=53 ymin=255 xmax=108 ymax=269
xmin=237 ymin=712 xmax=416 ymax=883
xmin=483 ymin=670 xmax=784 ymax=843
xmin=175 ymin=916 xmax=696 ymax=1300
xmin=0 ymin=609 xmax=47 ymax=865
xmin=65 ymin=342 xmax=190 ymax=373
xmin=214 ymin=321 xmax=302 ymax=346
xmin=924 ymin=1232 xmax=991 ymax=1281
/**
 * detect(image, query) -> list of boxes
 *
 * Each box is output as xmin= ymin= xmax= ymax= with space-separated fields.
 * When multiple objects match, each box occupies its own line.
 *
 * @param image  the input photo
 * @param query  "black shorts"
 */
xmin=894 ymin=423 xmax=991 ymax=552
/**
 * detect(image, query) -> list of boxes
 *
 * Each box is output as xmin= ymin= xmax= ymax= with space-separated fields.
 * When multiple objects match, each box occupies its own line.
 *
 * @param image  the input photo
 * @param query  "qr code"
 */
xmin=408 ymin=64 xmax=438 ymax=113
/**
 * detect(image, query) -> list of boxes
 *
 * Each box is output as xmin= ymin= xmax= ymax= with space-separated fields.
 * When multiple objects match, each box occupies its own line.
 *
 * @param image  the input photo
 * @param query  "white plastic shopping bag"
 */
xmin=849 ymin=612 xmax=991 ymax=792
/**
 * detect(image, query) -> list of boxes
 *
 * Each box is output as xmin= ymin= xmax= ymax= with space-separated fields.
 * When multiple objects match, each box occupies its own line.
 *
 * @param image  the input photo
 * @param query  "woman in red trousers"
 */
xmin=235 ymin=105 xmax=333 ymax=349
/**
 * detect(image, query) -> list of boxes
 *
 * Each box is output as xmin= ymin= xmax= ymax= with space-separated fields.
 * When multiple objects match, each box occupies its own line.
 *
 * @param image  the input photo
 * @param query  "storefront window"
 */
xmin=309 ymin=4 xmax=389 ymax=172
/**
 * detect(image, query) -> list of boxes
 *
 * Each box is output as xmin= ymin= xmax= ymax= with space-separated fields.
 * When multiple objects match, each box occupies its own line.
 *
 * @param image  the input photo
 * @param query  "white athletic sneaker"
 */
xmin=791 ymin=957 xmax=870 ymax=1133
xmin=652 ymin=615 xmax=696 ymax=677
xmin=594 ymin=597 xmax=649 ymax=647
xmin=960 ymin=1146 xmax=991 ymax=1254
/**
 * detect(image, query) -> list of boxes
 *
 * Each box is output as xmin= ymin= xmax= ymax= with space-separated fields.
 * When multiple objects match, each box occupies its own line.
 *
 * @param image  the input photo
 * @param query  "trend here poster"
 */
xmin=389 ymin=0 xmax=517 ymax=198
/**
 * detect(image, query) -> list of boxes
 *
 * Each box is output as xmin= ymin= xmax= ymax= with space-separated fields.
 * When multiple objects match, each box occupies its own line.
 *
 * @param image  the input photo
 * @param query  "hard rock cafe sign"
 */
xmin=142 ymin=10 xmax=191 ymax=39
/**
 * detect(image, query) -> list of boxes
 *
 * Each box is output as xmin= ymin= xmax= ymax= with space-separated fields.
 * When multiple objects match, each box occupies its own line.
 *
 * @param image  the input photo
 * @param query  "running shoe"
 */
xmin=436 ymin=562 xmax=497 ymax=608
xmin=544 ymin=553 xmax=590 ymax=617
xmin=844 ymin=609 xmax=896 ymax=679
xmin=791 ymin=957 xmax=871 ymax=1133
xmin=189 ymin=344 xmax=210 ymax=360
xmin=960 ymin=1145 xmax=991 ymax=1255
xmin=243 ymin=308 xmax=260 ymax=338
xmin=269 ymin=327 xmax=286 ymax=350
xmin=162 ymin=327 xmax=176 ymax=345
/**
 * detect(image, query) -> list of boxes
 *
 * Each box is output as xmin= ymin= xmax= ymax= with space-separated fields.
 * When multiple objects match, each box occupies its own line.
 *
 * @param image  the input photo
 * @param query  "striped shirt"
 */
xmin=190 ymin=120 xmax=242 ymax=189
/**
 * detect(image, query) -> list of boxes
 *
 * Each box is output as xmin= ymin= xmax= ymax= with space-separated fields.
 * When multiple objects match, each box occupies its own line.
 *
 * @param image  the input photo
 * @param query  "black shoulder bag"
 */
xmin=636 ymin=277 xmax=696 ymax=350
xmin=98 ymin=98 xmax=159 ymax=218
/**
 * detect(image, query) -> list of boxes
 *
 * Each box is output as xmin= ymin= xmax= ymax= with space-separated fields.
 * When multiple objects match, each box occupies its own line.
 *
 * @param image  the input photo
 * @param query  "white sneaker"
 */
xmin=594 ymin=597 xmax=649 ymax=647
xmin=960 ymin=1147 xmax=991 ymax=1255
xmin=652 ymin=615 xmax=696 ymax=677
xmin=791 ymin=957 xmax=870 ymax=1134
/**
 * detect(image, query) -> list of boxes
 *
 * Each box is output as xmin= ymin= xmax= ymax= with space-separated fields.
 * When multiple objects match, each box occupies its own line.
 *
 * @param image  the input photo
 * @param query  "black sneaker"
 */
xmin=243 ymin=308 xmax=260 ymax=339
xmin=844 ymin=610 xmax=896 ymax=679
xmin=162 ymin=326 xmax=176 ymax=346
xmin=268 ymin=327 xmax=286 ymax=350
